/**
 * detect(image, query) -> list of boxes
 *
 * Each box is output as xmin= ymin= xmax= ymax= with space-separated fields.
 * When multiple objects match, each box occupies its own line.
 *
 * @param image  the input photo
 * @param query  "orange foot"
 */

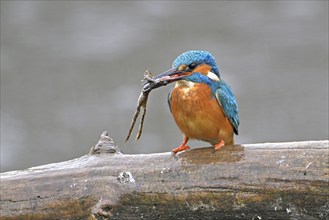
xmin=172 ymin=136 xmax=190 ymax=154
xmin=172 ymin=145 xmax=190 ymax=154
xmin=213 ymin=140 xmax=225 ymax=152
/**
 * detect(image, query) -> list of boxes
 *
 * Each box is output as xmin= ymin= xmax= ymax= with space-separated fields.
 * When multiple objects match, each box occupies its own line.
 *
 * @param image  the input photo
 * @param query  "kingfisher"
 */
xmin=149 ymin=50 xmax=239 ymax=154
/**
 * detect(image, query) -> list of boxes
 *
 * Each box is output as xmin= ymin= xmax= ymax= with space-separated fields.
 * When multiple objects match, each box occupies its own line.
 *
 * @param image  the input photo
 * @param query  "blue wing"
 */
xmin=215 ymin=80 xmax=239 ymax=135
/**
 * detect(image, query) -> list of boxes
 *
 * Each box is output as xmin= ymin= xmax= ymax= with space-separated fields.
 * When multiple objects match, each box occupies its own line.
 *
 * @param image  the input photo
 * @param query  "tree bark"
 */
xmin=1 ymin=132 xmax=328 ymax=220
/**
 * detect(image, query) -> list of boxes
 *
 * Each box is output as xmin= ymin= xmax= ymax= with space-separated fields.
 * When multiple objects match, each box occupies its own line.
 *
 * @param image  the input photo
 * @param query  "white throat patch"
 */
xmin=175 ymin=80 xmax=195 ymax=88
xmin=207 ymin=71 xmax=220 ymax=81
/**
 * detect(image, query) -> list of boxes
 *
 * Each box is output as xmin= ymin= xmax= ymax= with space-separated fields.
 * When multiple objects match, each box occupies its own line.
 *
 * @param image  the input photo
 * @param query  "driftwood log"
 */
xmin=1 ymin=132 xmax=328 ymax=220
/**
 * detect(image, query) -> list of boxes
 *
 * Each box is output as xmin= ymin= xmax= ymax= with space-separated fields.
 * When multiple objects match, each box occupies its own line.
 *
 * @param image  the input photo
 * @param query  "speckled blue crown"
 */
xmin=172 ymin=50 xmax=220 ymax=77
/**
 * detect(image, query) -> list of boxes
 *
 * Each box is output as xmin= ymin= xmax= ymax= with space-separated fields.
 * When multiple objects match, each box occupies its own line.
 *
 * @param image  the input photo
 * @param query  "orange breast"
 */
xmin=170 ymin=81 xmax=234 ymax=145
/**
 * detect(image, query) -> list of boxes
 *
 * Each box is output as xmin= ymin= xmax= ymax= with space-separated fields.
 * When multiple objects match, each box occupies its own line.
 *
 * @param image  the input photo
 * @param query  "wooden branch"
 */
xmin=1 ymin=132 xmax=328 ymax=219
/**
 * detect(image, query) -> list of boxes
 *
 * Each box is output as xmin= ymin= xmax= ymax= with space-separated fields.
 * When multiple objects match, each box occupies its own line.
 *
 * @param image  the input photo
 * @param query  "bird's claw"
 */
xmin=171 ymin=145 xmax=190 ymax=155
xmin=213 ymin=140 xmax=225 ymax=152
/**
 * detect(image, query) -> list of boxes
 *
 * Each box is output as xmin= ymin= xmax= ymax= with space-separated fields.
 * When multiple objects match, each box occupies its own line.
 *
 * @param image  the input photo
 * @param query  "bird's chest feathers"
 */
xmin=170 ymin=81 xmax=217 ymax=118
xmin=170 ymin=80 xmax=228 ymax=141
xmin=174 ymin=80 xmax=198 ymax=99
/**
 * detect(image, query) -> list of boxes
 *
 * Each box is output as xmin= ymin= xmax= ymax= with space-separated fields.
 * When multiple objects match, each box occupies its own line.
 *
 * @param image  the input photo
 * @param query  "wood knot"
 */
xmin=90 ymin=199 xmax=114 ymax=219
xmin=89 ymin=131 xmax=122 ymax=155
xmin=117 ymin=171 xmax=135 ymax=184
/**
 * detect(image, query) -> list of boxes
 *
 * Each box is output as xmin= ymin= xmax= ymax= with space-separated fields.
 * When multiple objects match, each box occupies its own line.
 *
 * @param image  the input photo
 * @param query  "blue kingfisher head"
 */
xmin=151 ymin=50 xmax=221 ymax=84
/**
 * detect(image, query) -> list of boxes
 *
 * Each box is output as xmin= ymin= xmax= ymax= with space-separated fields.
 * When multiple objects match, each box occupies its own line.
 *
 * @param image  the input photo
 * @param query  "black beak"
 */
xmin=142 ymin=68 xmax=191 ymax=92
xmin=152 ymin=68 xmax=181 ymax=80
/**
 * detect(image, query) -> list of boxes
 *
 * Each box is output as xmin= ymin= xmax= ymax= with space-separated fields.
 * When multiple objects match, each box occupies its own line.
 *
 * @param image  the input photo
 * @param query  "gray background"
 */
xmin=1 ymin=1 xmax=328 ymax=172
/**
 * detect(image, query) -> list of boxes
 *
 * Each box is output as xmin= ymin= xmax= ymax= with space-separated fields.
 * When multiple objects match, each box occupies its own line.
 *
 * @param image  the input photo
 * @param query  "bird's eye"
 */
xmin=188 ymin=63 xmax=197 ymax=70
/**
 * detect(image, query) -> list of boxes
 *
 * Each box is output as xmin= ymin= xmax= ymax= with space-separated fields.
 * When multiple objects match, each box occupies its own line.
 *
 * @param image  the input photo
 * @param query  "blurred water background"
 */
xmin=1 ymin=1 xmax=328 ymax=172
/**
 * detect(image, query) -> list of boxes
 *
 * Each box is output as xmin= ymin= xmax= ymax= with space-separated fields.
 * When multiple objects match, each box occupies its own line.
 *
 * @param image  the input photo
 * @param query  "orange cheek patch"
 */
xmin=178 ymin=64 xmax=187 ymax=71
xmin=193 ymin=64 xmax=211 ymax=75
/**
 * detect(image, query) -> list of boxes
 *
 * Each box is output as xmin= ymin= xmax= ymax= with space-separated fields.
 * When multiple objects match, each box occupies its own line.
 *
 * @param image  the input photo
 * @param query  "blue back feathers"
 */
xmin=215 ymin=81 xmax=239 ymax=135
